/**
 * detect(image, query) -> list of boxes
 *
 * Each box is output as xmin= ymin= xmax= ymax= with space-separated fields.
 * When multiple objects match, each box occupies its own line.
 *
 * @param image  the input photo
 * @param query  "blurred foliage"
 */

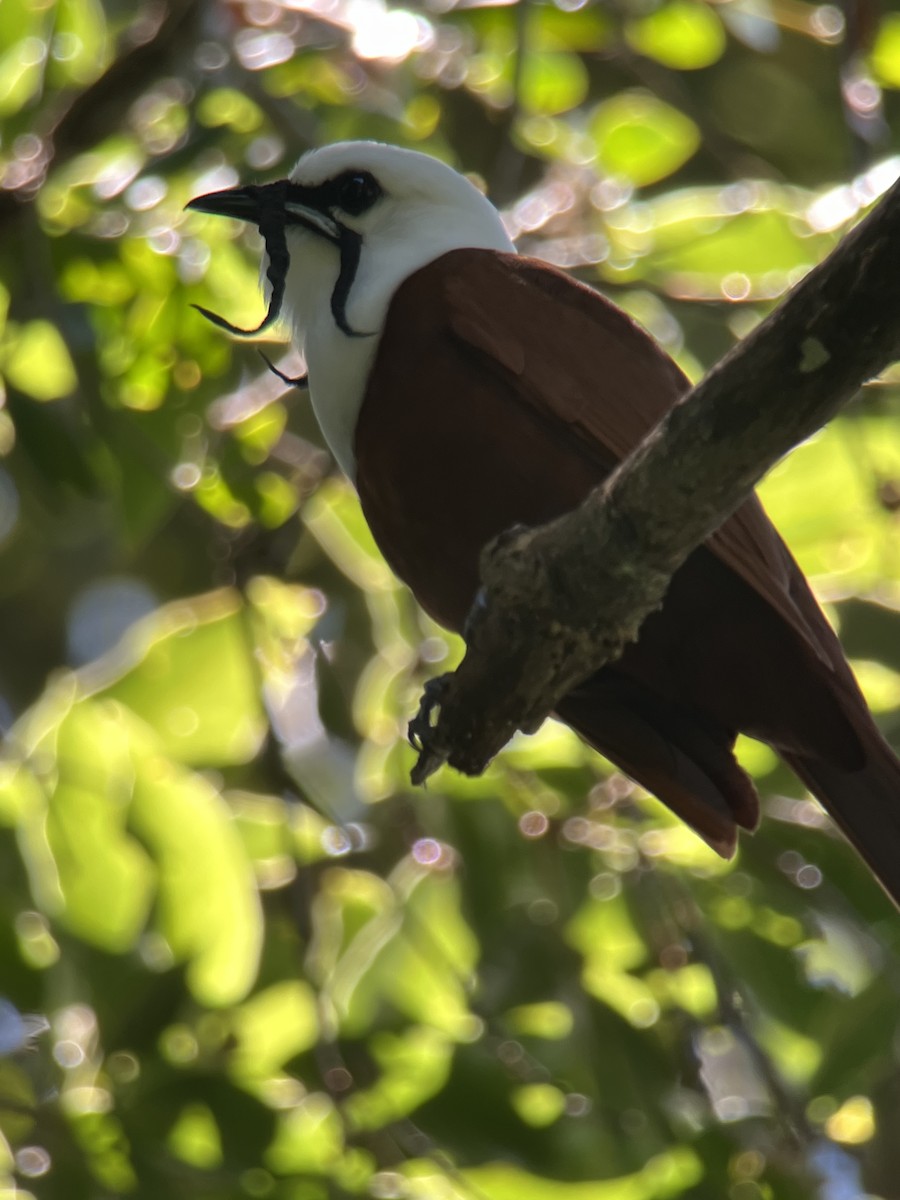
xmin=1 ymin=0 xmax=900 ymax=1197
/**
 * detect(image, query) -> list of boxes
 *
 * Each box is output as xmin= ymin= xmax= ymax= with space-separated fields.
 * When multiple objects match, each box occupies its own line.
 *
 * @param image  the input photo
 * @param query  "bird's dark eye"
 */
xmin=336 ymin=171 xmax=382 ymax=216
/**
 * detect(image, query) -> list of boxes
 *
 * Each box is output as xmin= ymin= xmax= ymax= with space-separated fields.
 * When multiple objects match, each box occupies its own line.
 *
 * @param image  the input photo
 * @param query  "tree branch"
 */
xmin=410 ymin=171 xmax=900 ymax=783
xmin=0 ymin=0 xmax=202 ymax=228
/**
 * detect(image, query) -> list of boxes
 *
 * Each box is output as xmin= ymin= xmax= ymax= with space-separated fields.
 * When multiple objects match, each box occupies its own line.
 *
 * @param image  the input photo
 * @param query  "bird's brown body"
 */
xmin=356 ymin=248 xmax=900 ymax=879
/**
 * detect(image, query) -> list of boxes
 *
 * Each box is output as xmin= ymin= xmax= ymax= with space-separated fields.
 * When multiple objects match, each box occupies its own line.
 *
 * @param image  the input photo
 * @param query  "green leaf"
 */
xmin=521 ymin=51 xmax=589 ymax=116
xmin=591 ymin=92 xmax=700 ymax=186
xmin=2 ymin=320 xmax=77 ymax=401
xmin=166 ymin=1104 xmax=223 ymax=1170
xmin=45 ymin=702 xmax=156 ymax=952
xmin=187 ymin=234 xmax=269 ymax=335
xmin=59 ymin=257 xmax=135 ymax=307
xmin=532 ymin=5 xmax=613 ymax=52
xmin=94 ymin=591 xmax=267 ymax=767
xmin=266 ymin=1094 xmax=344 ymax=1174
xmin=758 ymin=416 xmax=896 ymax=584
xmin=653 ymin=209 xmax=825 ymax=285
xmin=196 ymin=88 xmax=264 ymax=133
xmin=304 ymin=478 xmax=396 ymax=591
xmin=506 ymin=1001 xmax=574 ymax=1039
xmin=0 ymin=1061 xmax=37 ymax=1144
xmin=255 ymin=470 xmax=299 ymax=527
xmin=871 ymin=14 xmax=900 ymax=88
xmin=194 ymin=466 xmax=252 ymax=528
xmin=233 ymin=402 xmax=288 ymax=460
xmin=408 ymin=1148 xmax=704 ymax=1199
xmin=510 ymin=1084 xmax=567 ymax=1128
xmin=627 ymin=3 xmax=726 ymax=70
xmin=343 ymin=1026 xmax=453 ymax=1130
xmin=313 ymin=865 xmax=478 ymax=1041
xmin=566 ymin=893 xmax=647 ymax=973
xmin=231 ymin=981 xmax=319 ymax=1079
xmin=0 ymin=33 xmax=45 ymax=118
xmin=130 ymin=745 xmax=263 ymax=1006
xmin=49 ymin=0 xmax=109 ymax=88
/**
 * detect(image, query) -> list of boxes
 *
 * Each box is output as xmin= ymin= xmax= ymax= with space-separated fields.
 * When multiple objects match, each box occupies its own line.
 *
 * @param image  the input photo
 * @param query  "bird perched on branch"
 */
xmin=188 ymin=141 xmax=900 ymax=904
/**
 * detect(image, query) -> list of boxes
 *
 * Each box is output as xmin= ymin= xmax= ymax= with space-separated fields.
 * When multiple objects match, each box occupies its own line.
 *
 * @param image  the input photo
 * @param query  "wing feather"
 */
xmin=358 ymin=247 xmax=900 ymax=889
xmin=444 ymin=251 xmax=839 ymax=673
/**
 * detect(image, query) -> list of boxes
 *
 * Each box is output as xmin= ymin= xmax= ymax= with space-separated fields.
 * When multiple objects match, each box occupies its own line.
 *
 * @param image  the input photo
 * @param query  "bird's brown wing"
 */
xmin=358 ymin=247 xmax=900 ymax=884
xmin=444 ymin=250 xmax=839 ymax=673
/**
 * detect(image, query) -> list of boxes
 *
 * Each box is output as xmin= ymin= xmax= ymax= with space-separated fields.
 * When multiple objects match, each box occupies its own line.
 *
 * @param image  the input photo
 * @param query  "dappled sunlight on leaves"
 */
xmin=1 ymin=0 xmax=900 ymax=1195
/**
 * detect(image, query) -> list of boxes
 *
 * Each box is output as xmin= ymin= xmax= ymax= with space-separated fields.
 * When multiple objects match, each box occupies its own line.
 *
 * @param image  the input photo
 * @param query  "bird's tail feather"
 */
xmin=556 ymin=686 xmax=758 ymax=859
xmin=783 ymin=731 xmax=900 ymax=908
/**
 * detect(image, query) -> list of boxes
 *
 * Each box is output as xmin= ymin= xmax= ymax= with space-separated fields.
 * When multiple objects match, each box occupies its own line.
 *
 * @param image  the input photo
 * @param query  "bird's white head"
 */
xmin=187 ymin=141 xmax=514 ymax=476
xmin=283 ymin=141 xmax=513 ymax=331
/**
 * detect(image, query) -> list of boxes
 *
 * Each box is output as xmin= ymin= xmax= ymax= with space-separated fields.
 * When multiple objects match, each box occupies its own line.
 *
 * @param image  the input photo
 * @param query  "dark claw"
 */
xmin=408 ymin=673 xmax=452 ymax=754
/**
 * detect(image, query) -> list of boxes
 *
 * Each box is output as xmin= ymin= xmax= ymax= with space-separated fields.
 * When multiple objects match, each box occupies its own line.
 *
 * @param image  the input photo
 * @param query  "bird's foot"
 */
xmin=408 ymin=673 xmax=452 ymax=784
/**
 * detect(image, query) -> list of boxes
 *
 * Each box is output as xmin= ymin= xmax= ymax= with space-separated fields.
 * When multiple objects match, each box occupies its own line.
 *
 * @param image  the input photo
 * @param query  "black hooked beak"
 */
xmin=185 ymin=180 xmax=369 ymax=342
xmin=186 ymin=181 xmax=341 ymax=243
xmin=186 ymin=183 xmax=264 ymax=222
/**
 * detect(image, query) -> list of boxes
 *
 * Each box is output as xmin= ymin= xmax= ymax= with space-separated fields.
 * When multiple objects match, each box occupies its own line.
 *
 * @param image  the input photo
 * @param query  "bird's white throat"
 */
xmin=276 ymin=142 xmax=514 ymax=478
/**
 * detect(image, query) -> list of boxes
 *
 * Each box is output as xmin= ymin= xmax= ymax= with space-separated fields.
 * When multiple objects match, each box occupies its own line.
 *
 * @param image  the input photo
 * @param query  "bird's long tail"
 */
xmin=783 ymin=728 xmax=900 ymax=908
xmin=556 ymin=681 xmax=759 ymax=860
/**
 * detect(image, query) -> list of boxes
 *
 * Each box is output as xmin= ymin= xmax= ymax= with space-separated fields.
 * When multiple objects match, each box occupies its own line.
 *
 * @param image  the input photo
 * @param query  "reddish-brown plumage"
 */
xmin=356 ymin=249 xmax=900 ymax=882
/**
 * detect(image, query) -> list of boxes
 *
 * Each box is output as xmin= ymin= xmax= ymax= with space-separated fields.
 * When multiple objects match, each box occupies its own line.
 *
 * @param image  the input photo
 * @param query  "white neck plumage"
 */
xmin=277 ymin=145 xmax=514 ymax=479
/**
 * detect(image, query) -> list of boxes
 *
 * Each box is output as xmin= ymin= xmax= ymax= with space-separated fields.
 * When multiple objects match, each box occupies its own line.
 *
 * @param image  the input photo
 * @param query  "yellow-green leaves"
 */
xmin=592 ymin=93 xmax=700 ymax=186
xmin=230 ymin=981 xmax=319 ymax=1081
xmin=48 ymin=0 xmax=109 ymax=88
xmin=196 ymin=89 xmax=265 ymax=133
xmin=1 ymin=594 xmax=268 ymax=1006
xmin=5 ymin=2 xmax=900 ymax=1195
xmin=871 ymin=14 xmax=900 ymax=88
xmin=627 ymin=3 xmax=726 ymax=70
xmin=0 ymin=0 xmax=47 ymax=118
xmin=521 ymin=52 xmax=589 ymax=116
xmin=96 ymin=591 xmax=266 ymax=766
xmin=3 ymin=691 xmax=263 ymax=1004
xmin=1 ymin=320 xmax=77 ymax=401
xmin=131 ymin=755 xmax=263 ymax=1006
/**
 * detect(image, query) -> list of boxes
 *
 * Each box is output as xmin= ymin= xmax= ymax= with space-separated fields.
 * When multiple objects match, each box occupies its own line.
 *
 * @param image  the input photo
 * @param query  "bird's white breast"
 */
xmin=305 ymin=305 xmax=377 ymax=480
